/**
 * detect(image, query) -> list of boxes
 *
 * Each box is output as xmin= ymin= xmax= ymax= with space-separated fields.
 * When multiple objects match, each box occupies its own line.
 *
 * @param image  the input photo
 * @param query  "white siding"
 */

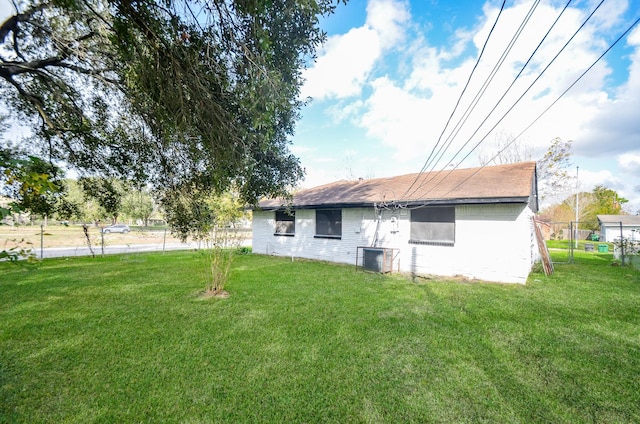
xmin=601 ymin=223 xmax=640 ymax=242
xmin=389 ymin=204 xmax=536 ymax=284
xmin=252 ymin=208 xmax=374 ymax=264
xmin=252 ymin=203 xmax=538 ymax=284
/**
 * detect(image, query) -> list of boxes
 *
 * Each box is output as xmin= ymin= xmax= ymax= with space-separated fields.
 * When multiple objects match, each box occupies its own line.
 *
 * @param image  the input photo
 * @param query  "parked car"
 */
xmin=102 ymin=224 xmax=131 ymax=234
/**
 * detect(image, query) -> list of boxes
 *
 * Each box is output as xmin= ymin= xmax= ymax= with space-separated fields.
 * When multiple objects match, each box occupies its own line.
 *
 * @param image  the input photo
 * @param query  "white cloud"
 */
xmin=301 ymin=27 xmax=381 ymax=100
xmin=358 ymin=77 xmax=440 ymax=161
xmin=349 ymin=0 xmax=639 ymax=166
xmin=575 ymin=37 xmax=640 ymax=156
xmin=300 ymin=0 xmax=410 ymax=101
xmin=0 ymin=0 xmax=13 ymax=20
xmin=327 ymin=99 xmax=365 ymax=124
xmin=365 ymin=0 xmax=410 ymax=49
xmin=580 ymin=169 xmax=621 ymax=192
xmin=297 ymin=0 xmax=640 ymax=210
xmin=359 ymin=3 xmax=572 ymax=163
xmin=618 ymin=152 xmax=640 ymax=175
xmin=629 ymin=21 xmax=640 ymax=45
xmin=289 ymin=145 xmax=317 ymax=156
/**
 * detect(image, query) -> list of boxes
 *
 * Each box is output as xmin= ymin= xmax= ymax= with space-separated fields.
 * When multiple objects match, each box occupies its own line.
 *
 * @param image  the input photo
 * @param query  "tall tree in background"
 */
xmin=537 ymin=137 xmax=574 ymax=204
xmin=55 ymin=179 xmax=93 ymax=222
xmin=0 ymin=0 xmax=343 ymax=230
xmin=543 ymin=185 xmax=629 ymax=230
xmin=476 ymin=132 xmax=534 ymax=166
xmin=121 ymin=188 xmax=154 ymax=227
xmin=79 ymin=177 xmax=128 ymax=224
xmin=477 ymin=135 xmax=574 ymax=207
xmin=585 ymin=185 xmax=629 ymax=216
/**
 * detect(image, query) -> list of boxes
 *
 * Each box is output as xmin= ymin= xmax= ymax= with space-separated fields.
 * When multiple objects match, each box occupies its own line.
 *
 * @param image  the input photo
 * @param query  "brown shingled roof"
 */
xmin=258 ymin=161 xmax=537 ymax=209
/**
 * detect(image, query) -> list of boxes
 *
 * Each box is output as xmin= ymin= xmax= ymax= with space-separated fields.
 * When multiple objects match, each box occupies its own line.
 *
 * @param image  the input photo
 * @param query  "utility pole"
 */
xmin=575 ymin=166 xmax=579 ymax=249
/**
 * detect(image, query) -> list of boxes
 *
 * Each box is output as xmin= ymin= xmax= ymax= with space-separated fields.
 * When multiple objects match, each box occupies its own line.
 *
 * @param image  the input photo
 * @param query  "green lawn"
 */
xmin=1 ymin=251 xmax=639 ymax=423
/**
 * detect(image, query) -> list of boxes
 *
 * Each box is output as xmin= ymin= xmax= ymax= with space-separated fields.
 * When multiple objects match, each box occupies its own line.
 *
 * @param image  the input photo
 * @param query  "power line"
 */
xmin=402 ymin=0 xmax=541 ymax=201
xmin=482 ymin=11 xmax=640 ymax=165
xmin=410 ymin=0 xmax=606 ymax=202
xmin=423 ymin=0 xmax=542 ymax=179
xmin=410 ymin=12 xmax=640 ymax=209
xmin=400 ymin=0 xmax=507 ymax=200
xmin=434 ymin=0 xmax=571 ymax=170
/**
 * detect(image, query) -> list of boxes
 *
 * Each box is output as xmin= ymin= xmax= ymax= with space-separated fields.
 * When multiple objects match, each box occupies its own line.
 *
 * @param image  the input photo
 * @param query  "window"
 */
xmin=315 ymin=209 xmax=342 ymax=239
xmin=409 ymin=206 xmax=455 ymax=246
xmin=274 ymin=210 xmax=295 ymax=236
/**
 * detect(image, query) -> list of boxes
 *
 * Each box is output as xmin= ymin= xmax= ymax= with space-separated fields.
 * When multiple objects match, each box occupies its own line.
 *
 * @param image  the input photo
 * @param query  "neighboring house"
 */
xmin=252 ymin=162 xmax=540 ymax=284
xmin=597 ymin=215 xmax=640 ymax=242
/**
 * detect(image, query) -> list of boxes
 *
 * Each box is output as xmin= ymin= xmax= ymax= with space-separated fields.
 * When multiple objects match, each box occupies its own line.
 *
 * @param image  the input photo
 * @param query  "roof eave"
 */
xmin=254 ymin=196 xmax=532 ymax=211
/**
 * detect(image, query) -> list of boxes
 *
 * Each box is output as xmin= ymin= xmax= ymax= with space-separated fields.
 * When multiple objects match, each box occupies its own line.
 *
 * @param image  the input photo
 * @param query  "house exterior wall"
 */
xmin=600 ymin=223 xmax=640 ymax=242
xmin=252 ymin=203 xmax=538 ymax=284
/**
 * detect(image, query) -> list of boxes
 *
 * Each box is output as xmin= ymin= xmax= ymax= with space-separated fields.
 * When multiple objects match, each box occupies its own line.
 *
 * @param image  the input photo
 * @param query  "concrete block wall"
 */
xmin=253 ymin=203 xmax=536 ymax=284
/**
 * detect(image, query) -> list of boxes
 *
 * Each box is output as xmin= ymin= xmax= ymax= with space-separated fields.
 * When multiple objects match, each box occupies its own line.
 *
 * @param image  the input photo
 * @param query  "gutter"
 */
xmin=254 ymin=197 xmax=531 ymax=211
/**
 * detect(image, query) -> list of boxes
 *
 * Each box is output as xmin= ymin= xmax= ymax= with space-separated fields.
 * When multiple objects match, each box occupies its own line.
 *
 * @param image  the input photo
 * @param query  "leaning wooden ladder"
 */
xmin=534 ymin=218 xmax=554 ymax=276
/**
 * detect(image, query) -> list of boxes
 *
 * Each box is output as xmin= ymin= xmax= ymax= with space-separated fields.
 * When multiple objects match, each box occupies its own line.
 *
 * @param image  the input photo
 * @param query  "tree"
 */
xmin=0 ymin=0 xmax=342 ymax=223
xmin=584 ymin=185 xmax=628 ymax=217
xmin=476 ymin=132 xmax=534 ymax=166
xmin=160 ymin=186 xmax=249 ymax=296
xmin=476 ymin=135 xmax=573 ymax=207
xmin=537 ymin=137 xmax=574 ymax=204
xmin=1 ymin=147 xmax=67 ymax=223
xmin=159 ymin=185 xmax=248 ymax=241
xmin=121 ymin=188 xmax=154 ymax=226
xmin=79 ymin=177 xmax=128 ymax=224
xmin=56 ymin=178 xmax=100 ymax=223
xmin=543 ymin=185 xmax=629 ymax=231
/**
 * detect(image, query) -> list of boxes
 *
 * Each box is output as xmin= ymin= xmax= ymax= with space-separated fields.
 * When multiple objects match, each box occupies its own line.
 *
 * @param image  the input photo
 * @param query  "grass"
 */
xmin=1 ymin=251 xmax=639 ymax=423
xmin=546 ymin=239 xmax=612 ymax=250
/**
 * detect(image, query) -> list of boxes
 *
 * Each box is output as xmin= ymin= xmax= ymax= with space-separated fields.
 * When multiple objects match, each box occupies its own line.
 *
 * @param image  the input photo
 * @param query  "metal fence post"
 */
xmin=569 ymin=221 xmax=574 ymax=263
xmin=620 ymin=221 xmax=625 ymax=265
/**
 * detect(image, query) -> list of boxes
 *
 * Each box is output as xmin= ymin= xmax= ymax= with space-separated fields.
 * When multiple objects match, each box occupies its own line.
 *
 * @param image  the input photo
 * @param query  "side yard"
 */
xmin=1 ymin=250 xmax=639 ymax=422
xmin=0 ymin=224 xmax=251 ymax=258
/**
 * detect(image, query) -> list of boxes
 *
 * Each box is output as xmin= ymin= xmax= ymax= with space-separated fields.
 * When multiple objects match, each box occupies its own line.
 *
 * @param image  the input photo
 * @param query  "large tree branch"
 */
xmin=2 ymin=73 xmax=57 ymax=131
xmin=0 ymin=56 xmax=65 ymax=77
xmin=0 ymin=15 xmax=19 ymax=43
xmin=55 ymin=62 xmax=121 ymax=85
xmin=0 ymin=3 xmax=49 ymax=43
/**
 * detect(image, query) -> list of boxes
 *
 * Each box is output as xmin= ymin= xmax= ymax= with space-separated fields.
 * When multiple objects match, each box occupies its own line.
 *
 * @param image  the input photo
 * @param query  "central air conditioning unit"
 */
xmin=362 ymin=248 xmax=393 ymax=273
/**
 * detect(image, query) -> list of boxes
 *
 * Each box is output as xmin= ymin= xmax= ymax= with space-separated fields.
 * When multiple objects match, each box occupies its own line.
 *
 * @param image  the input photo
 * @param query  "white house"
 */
xmin=252 ymin=162 xmax=540 ymax=284
xmin=597 ymin=215 xmax=640 ymax=242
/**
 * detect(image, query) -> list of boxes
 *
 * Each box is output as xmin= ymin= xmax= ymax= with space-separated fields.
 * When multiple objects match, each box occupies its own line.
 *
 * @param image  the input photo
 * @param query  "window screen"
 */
xmin=410 ymin=206 xmax=455 ymax=245
xmin=315 ymin=209 xmax=342 ymax=238
xmin=275 ymin=210 xmax=295 ymax=235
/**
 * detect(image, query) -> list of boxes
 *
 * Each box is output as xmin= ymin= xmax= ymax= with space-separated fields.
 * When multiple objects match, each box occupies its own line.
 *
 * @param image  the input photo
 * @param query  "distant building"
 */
xmin=597 ymin=215 xmax=640 ymax=242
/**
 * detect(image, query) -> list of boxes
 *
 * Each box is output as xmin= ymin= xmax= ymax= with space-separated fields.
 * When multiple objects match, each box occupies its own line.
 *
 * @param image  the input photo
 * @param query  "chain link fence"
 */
xmin=0 ymin=224 xmax=252 ymax=259
xmin=540 ymin=220 xmax=638 ymax=267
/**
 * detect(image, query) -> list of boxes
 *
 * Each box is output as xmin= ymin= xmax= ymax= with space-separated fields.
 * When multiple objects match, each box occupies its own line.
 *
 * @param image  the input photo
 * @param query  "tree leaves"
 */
xmin=537 ymin=137 xmax=574 ymax=205
xmin=1 ymin=0 xmax=342 ymax=220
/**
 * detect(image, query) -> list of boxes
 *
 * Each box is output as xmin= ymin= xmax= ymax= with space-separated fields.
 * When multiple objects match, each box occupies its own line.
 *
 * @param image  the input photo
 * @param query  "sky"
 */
xmin=1 ymin=0 xmax=639 ymax=212
xmin=294 ymin=0 xmax=640 ymax=213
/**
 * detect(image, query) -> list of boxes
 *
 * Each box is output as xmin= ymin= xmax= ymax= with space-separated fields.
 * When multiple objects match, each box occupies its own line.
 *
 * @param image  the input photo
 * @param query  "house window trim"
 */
xmin=274 ymin=210 xmax=295 ymax=237
xmin=315 ymin=209 xmax=342 ymax=240
xmin=409 ymin=206 xmax=455 ymax=246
